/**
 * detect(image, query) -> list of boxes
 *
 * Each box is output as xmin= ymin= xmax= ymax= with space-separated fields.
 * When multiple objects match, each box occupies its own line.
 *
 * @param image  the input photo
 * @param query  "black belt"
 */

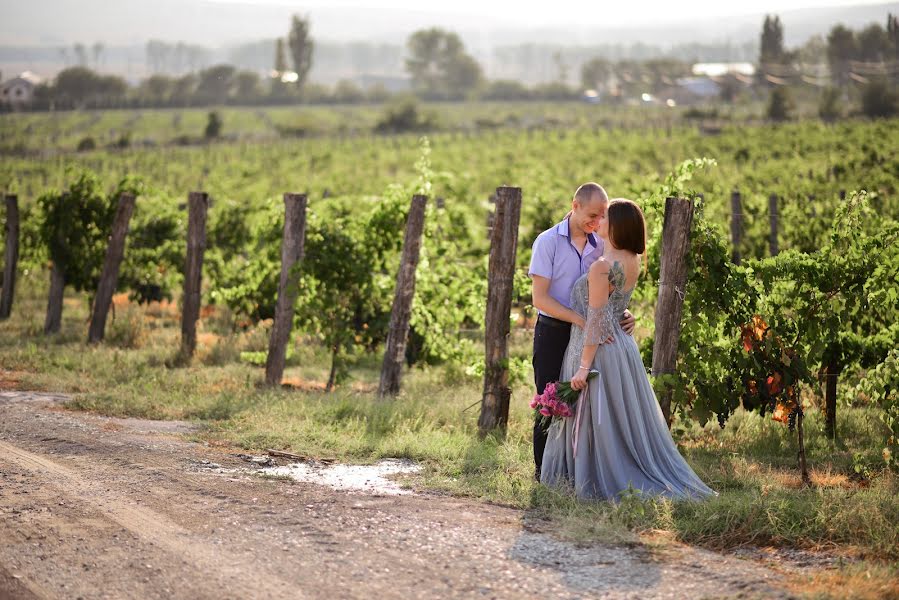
xmin=537 ymin=314 xmax=571 ymax=329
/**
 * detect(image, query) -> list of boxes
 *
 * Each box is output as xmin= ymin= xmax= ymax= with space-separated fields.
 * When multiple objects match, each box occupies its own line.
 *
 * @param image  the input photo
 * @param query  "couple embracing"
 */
xmin=529 ymin=183 xmax=715 ymax=501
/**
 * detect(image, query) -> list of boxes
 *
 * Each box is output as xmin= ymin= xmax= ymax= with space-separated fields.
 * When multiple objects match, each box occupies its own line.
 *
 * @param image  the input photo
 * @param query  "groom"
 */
xmin=528 ymin=182 xmax=636 ymax=480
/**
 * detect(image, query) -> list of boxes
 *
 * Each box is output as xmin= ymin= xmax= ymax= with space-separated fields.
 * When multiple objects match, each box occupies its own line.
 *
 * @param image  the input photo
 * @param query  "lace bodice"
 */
xmin=565 ymin=261 xmax=634 ymax=365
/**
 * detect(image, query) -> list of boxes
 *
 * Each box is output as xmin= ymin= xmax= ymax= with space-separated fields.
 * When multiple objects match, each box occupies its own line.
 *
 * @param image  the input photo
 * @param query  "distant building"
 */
xmin=691 ymin=63 xmax=755 ymax=77
xmin=1 ymin=71 xmax=42 ymax=109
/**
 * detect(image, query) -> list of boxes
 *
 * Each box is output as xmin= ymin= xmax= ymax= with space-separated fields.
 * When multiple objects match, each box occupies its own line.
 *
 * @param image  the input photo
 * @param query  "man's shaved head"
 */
xmin=574 ymin=182 xmax=609 ymax=206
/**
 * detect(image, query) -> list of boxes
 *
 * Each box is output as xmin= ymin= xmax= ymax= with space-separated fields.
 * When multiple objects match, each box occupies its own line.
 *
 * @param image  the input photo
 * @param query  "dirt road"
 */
xmin=0 ymin=391 xmax=796 ymax=599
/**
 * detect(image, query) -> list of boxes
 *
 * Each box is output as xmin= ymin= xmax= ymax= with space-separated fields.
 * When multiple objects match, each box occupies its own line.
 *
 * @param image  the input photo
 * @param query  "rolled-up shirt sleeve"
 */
xmin=528 ymin=232 xmax=554 ymax=279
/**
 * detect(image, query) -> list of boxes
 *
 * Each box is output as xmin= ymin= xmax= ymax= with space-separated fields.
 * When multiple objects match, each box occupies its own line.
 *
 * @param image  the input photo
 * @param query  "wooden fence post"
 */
xmin=478 ymin=186 xmax=522 ymax=436
xmin=378 ymin=194 xmax=428 ymax=397
xmin=180 ymin=191 xmax=209 ymax=361
xmin=729 ymin=190 xmax=742 ymax=265
xmin=768 ymin=193 xmax=779 ymax=257
xmin=652 ymin=197 xmax=695 ymax=426
xmin=44 ymin=262 xmax=65 ymax=334
xmin=264 ymin=193 xmax=308 ymax=386
xmin=88 ymin=193 xmax=137 ymax=343
xmin=0 ymin=195 xmax=19 ymax=320
xmin=824 ymin=361 xmax=840 ymax=440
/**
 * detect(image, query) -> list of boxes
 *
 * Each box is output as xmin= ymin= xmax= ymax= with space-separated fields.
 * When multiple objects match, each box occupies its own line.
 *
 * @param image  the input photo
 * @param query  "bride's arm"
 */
xmin=570 ymin=259 xmax=610 ymax=390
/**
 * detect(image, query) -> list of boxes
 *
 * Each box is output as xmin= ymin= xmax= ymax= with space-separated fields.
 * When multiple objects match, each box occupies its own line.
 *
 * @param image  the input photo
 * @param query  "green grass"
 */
xmin=2 ymin=276 xmax=897 ymax=575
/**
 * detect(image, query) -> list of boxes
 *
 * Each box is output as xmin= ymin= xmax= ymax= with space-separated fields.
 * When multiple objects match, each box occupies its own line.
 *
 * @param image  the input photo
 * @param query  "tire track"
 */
xmin=0 ymin=439 xmax=294 ymax=600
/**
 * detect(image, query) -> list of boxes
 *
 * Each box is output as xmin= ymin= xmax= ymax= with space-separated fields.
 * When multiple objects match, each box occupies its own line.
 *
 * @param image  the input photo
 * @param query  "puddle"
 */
xmin=259 ymin=458 xmax=421 ymax=495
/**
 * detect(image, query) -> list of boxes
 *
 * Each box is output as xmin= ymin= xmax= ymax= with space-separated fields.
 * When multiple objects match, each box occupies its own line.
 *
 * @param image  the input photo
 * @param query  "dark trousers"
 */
xmin=532 ymin=315 xmax=572 ymax=476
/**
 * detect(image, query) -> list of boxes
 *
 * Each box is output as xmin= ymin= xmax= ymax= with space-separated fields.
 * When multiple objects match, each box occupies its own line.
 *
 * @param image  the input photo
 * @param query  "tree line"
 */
xmin=9 ymin=12 xmax=899 ymax=113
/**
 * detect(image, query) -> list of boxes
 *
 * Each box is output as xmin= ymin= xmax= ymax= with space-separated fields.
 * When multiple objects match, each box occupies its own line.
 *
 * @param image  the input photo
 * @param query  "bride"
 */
xmin=540 ymin=199 xmax=715 ymax=501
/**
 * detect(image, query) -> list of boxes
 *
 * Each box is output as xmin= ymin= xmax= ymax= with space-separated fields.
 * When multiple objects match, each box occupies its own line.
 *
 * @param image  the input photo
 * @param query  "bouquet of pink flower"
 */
xmin=530 ymin=371 xmax=597 ymax=425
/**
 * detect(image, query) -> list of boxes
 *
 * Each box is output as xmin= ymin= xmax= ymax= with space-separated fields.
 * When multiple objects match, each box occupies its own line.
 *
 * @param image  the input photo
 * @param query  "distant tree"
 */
xmin=481 ymin=79 xmax=532 ymax=101
xmin=767 ymin=86 xmax=794 ymax=121
xmin=552 ymin=51 xmax=568 ymax=84
xmin=170 ymin=73 xmax=198 ymax=106
xmin=287 ymin=14 xmax=314 ymax=90
xmin=798 ymin=34 xmax=827 ymax=65
xmin=818 ymin=87 xmax=843 ymax=121
xmin=888 ymin=14 xmax=899 ymax=59
xmin=759 ymin=15 xmax=786 ymax=65
xmin=274 ymin=38 xmax=289 ymax=74
xmin=405 ymin=28 xmax=483 ymax=99
xmin=581 ymin=58 xmax=612 ymax=92
xmin=146 ymin=40 xmax=170 ymax=73
xmin=137 ymin=75 xmax=173 ymax=105
xmin=74 ymin=43 xmax=89 ymax=67
xmin=54 ymin=67 xmax=125 ymax=107
xmin=272 ymin=38 xmax=290 ymax=98
xmin=233 ymin=70 xmax=262 ymax=103
xmin=194 ymin=64 xmax=236 ymax=104
xmin=92 ymin=42 xmax=104 ymax=68
xmin=827 ymin=25 xmax=859 ymax=87
xmin=333 ymin=79 xmax=365 ymax=104
xmin=857 ymin=23 xmax=890 ymax=62
xmin=642 ymin=58 xmax=691 ymax=90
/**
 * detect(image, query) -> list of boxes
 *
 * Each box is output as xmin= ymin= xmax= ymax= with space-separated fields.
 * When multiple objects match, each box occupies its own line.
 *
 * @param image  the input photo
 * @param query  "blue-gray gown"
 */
xmin=540 ymin=262 xmax=716 ymax=501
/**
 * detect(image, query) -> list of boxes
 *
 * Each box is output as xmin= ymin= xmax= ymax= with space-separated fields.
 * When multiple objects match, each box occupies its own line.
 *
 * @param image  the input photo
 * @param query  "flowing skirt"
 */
xmin=540 ymin=325 xmax=716 ymax=501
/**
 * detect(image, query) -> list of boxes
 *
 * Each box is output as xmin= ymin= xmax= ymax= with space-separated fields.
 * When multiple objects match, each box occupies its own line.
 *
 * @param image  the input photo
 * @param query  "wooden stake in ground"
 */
xmin=478 ymin=186 xmax=522 ymax=437
xmin=378 ymin=194 xmax=428 ymax=397
xmin=44 ymin=262 xmax=66 ymax=335
xmin=824 ymin=361 xmax=840 ymax=440
xmin=265 ymin=193 xmax=308 ymax=386
xmin=88 ymin=193 xmax=137 ymax=343
xmin=180 ymin=192 xmax=209 ymax=361
xmin=729 ymin=190 xmax=742 ymax=265
xmin=651 ymin=197 xmax=695 ymax=426
xmin=768 ymin=193 xmax=779 ymax=257
xmin=0 ymin=195 xmax=19 ymax=320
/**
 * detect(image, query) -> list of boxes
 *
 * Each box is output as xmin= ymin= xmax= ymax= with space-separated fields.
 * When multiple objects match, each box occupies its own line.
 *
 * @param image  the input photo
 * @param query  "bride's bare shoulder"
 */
xmin=589 ymin=257 xmax=610 ymax=274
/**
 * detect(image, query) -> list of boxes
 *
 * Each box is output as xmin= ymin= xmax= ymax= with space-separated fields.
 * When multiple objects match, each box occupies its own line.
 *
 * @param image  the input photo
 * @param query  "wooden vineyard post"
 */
xmin=44 ymin=262 xmax=65 ymax=334
xmin=264 ymin=193 xmax=308 ymax=386
xmin=378 ymin=194 xmax=428 ymax=397
xmin=730 ymin=190 xmax=742 ymax=265
xmin=824 ymin=361 xmax=840 ymax=440
xmin=0 ymin=195 xmax=19 ymax=320
xmin=651 ymin=197 xmax=695 ymax=427
xmin=768 ymin=193 xmax=779 ymax=257
xmin=180 ymin=191 xmax=209 ymax=361
xmin=478 ymin=186 xmax=522 ymax=437
xmin=88 ymin=193 xmax=137 ymax=343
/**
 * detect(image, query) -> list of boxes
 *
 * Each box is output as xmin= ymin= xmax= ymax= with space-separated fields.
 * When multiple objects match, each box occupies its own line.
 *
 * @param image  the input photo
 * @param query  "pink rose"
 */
xmin=539 ymin=407 xmax=552 ymax=417
xmin=529 ymin=397 xmax=539 ymax=409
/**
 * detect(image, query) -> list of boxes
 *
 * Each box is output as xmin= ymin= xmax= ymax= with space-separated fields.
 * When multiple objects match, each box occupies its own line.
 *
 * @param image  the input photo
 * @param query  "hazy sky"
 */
xmin=208 ymin=0 xmax=882 ymax=27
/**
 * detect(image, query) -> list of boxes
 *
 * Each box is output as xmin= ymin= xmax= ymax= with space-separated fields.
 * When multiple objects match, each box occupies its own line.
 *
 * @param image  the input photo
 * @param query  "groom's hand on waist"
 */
xmin=620 ymin=310 xmax=636 ymax=336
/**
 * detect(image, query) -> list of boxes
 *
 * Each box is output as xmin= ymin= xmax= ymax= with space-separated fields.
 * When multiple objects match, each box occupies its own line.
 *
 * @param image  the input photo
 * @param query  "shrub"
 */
xmin=861 ymin=81 xmax=898 ymax=118
xmin=76 ymin=137 xmax=96 ymax=152
xmin=766 ymin=87 xmax=794 ymax=122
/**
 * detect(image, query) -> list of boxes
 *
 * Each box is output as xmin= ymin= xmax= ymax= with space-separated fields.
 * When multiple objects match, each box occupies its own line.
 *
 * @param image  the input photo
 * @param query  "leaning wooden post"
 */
xmin=180 ymin=191 xmax=209 ymax=361
xmin=768 ymin=193 xmax=779 ymax=257
xmin=478 ymin=186 xmax=522 ymax=437
xmin=0 ymin=194 xmax=19 ymax=320
xmin=88 ymin=193 xmax=137 ymax=343
xmin=378 ymin=194 xmax=427 ymax=397
xmin=729 ymin=190 xmax=742 ymax=265
xmin=652 ymin=197 xmax=695 ymax=427
xmin=264 ymin=193 xmax=308 ymax=386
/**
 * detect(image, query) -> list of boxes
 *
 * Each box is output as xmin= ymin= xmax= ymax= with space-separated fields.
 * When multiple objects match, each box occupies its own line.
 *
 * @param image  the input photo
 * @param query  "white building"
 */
xmin=1 ymin=71 xmax=42 ymax=109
